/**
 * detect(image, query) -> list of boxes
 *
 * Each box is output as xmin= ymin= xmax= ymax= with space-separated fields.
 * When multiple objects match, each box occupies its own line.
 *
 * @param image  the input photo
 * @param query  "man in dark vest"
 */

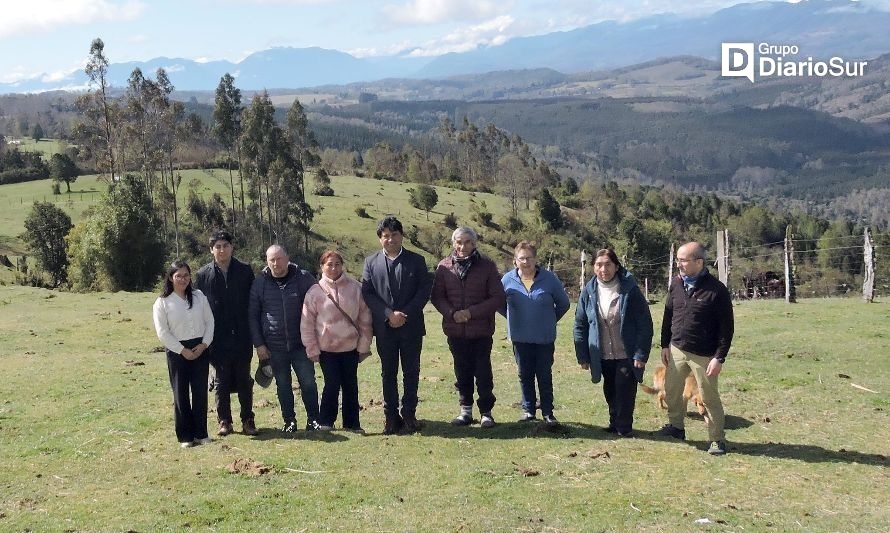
xmin=361 ymin=216 xmax=432 ymax=435
xmin=657 ymin=241 xmax=734 ymax=455
xmin=195 ymin=230 xmax=257 ymax=436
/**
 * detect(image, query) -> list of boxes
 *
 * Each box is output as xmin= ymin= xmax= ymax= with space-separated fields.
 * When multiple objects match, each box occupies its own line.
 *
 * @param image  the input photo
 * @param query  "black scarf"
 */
xmin=452 ymin=249 xmax=479 ymax=281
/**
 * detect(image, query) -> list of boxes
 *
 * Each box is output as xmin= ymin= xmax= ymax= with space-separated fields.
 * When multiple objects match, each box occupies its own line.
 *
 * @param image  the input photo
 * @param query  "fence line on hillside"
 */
xmin=568 ymin=229 xmax=886 ymax=302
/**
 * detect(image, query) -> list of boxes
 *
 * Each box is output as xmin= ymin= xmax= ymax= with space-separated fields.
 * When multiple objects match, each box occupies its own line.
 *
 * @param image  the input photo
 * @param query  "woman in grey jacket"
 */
xmin=573 ymin=248 xmax=653 ymax=437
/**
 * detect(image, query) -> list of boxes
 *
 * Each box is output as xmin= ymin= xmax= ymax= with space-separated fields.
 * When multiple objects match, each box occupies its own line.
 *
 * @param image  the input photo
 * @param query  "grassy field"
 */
xmin=0 ymin=290 xmax=887 ymax=531
xmin=6 ymin=138 xmax=66 ymax=157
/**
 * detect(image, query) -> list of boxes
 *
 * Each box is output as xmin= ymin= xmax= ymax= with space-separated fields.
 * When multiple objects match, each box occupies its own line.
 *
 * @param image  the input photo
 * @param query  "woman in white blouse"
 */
xmin=152 ymin=261 xmax=215 ymax=448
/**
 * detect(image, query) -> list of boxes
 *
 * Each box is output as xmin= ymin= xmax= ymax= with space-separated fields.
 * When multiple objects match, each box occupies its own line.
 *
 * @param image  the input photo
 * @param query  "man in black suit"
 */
xmin=362 ymin=216 xmax=432 ymax=434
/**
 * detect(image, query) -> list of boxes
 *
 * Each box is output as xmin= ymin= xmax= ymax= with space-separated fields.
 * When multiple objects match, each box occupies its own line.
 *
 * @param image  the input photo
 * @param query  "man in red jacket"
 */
xmin=431 ymin=227 xmax=506 ymax=428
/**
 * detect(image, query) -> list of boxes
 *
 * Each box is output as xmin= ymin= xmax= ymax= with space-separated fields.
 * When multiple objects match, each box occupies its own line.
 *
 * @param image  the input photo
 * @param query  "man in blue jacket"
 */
xmin=248 ymin=244 xmax=319 ymax=433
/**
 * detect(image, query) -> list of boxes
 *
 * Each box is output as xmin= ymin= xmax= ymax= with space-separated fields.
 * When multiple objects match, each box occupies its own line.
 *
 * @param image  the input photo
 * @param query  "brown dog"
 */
xmin=640 ymin=366 xmax=708 ymax=421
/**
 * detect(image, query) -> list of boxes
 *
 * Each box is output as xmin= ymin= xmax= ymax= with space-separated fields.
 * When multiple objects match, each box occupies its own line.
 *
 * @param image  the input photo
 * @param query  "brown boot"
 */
xmin=217 ymin=420 xmax=233 ymax=436
xmin=242 ymin=419 xmax=258 ymax=436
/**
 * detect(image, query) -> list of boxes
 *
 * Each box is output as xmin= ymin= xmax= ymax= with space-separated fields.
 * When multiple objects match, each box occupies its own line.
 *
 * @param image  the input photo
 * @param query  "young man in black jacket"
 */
xmin=194 ymin=230 xmax=257 ymax=437
xmin=658 ymin=241 xmax=734 ymax=455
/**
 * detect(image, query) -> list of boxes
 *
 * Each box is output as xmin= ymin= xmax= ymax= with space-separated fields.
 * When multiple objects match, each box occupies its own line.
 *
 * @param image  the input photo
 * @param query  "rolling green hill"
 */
xmin=0 ymin=170 xmax=523 ymax=284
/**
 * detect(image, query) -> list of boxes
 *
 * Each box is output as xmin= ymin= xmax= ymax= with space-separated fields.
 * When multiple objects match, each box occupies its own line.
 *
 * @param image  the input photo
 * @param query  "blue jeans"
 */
xmin=513 ymin=342 xmax=555 ymax=417
xmin=269 ymin=348 xmax=319 ymax=424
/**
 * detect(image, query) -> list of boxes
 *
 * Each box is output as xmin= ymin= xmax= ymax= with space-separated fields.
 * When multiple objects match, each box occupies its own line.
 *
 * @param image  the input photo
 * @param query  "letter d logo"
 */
xmin=722 ymin=42 xmax=755 ymax=83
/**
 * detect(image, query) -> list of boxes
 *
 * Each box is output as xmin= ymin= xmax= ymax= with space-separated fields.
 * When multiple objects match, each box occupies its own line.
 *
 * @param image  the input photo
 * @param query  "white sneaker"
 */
xmin=317 ymin=424 xmax=334 ymax=431
xmin=196 ymin=437 xmax=212 ymax=445
xmin=180 ymin=441 xmax=194 ymax=448
xmin=480 ymin=412 xmax=495 ymax=428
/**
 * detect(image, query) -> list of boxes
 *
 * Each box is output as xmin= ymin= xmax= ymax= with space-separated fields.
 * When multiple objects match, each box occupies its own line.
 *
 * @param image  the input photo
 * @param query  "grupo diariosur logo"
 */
xmin=721 ymin=43 xmax=867 ymax=83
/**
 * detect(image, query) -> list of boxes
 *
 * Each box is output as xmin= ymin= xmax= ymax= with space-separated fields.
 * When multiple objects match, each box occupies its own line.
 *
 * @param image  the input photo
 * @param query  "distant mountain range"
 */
xmin=2 ymin=0 xmax=890 ymax=94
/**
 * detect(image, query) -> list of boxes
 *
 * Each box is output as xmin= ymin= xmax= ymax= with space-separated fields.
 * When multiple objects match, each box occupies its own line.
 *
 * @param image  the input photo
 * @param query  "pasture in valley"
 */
xmin=0 ymin=288 xmax=887 ymax=531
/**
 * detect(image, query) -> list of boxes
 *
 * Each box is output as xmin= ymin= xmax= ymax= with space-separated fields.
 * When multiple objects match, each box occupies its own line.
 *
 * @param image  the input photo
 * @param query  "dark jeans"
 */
xmin=167 ymin=338 xmax=210 ymax=443
xmin=448 ymin=337 xmax=496 ymax=413
xmin=270 ymin=347 xmax=319 ymax=424
xmin=601 ymin=358 xmax=638 ymax=433
xmin=210 ymin=345 xmax=254 ymax=423
xmin=376 ymin=329 xmax=423 ymax=419
xmin=319 ymin=350 xmax=361 ymax=429
xmin=513 ymin=342 xmax=555 ymax=417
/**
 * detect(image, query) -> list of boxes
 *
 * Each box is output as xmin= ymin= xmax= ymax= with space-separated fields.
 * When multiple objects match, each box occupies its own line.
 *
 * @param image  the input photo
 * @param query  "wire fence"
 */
xmin=554 ymin=231 xmax=888 ymax=301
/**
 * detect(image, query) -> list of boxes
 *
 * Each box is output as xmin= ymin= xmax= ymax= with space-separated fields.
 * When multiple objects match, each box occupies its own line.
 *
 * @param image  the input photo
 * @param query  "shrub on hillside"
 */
xmin=67 ymin=175 xmax=166 ymax=291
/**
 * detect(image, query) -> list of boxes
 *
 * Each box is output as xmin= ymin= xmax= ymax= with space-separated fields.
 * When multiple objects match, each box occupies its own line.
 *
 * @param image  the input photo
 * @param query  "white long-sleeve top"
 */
xmin=152 ymin=289 xmax=215 ymax=354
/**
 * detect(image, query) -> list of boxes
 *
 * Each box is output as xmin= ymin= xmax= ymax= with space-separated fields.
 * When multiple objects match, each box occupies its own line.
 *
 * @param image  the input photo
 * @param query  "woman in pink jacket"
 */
xmin=301 ymin=251 xmax=373 ymax=432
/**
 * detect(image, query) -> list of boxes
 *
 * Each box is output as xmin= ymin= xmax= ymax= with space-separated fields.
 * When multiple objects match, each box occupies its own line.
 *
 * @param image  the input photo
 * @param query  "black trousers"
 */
xmin=167 ymin=338 xmax=210 ymax=443
xmin=448 ymin=337 xmax=496 ymax=413
xmin=376 ymin=328 xmax=423 ymax=419
xmin=210 ymin=345 xmax=254 ymax=423
xmin=318 ymin=350 xmax=361 ymax=429
xmin=601 ymin=358 xmax=638 ymax=433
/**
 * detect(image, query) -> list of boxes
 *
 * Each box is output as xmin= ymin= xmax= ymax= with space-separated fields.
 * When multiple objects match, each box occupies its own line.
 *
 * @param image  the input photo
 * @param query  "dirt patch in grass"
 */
xmin=227 ymin=458 xmax=272 ymax=476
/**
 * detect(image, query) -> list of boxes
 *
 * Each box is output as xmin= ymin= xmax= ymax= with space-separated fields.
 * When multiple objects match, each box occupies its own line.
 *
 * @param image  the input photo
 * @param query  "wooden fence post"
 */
xmin=579 ymin=250 xmax=586 ymax=295
xmin=716 ymin=229 xmax=730 ymax=287
xmin=667 ymin=243 xmax=675 ymax=290
xmin=784 ymin=225 xmax=797 ymax=303
xmin=863 ymin=227 xmax=875 ymax=303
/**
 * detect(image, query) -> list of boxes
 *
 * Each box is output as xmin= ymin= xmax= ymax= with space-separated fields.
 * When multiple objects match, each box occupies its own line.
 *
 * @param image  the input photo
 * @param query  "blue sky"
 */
xmin=0 ymin=0 xmax=883 ymax=84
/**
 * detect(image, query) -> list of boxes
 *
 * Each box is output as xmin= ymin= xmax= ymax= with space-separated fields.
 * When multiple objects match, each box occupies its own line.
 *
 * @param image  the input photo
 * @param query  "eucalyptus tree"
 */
xmin=284 ymin=98 xmax=316 ymax=250
xmin=74 ymin=38 xmax=119 ymax=180
xmin=240 ymin=91 xmax=283 ymax=245
xmin=213 ymin=73 xmax=244 ymax=228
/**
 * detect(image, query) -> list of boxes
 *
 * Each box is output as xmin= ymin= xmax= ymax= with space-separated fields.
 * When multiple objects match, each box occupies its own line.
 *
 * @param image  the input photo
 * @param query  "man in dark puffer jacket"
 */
xmin=248 ymin=244 xmax=319 ymax=433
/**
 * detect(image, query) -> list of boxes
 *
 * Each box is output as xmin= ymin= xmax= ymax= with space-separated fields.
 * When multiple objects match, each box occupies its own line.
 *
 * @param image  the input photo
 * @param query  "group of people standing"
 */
xmin=152 ymin=219 xmax=734 ymax=455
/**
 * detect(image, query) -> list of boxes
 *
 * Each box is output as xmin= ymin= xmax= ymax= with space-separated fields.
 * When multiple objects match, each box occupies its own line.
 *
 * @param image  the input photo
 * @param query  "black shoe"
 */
xmin=617 ymin=430 xmax=634 ymax=438
xmin=603 ymin=425 xmax=617 ymax=433
xmin=383 ymin=416 xmax=404 ymax=435
xmin=542 ymin=414 xmax=559 ymax=426
xmin=402 ymin=414 xmax=422 ymax=433
xmin=655 ymin=424 xmax=686 ymax=440
xmin=282 ymin=420 xmax=298 ymax=433
xmin=305 ymin=420 xmax=321 ymax=431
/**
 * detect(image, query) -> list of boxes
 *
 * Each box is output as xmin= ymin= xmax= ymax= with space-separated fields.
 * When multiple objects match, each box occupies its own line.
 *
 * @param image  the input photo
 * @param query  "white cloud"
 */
xmin=383 ymin=0 xmax=512 ymax=25
xmin=347 ymin=41 xmax=413 ymax=58
xmin=0 ymin=1 xmax=145 ymax=39
xmin=407 ymin=15 xmax=516 ymax=57
xmin=0 ymin=61 xmax=83 ymax=84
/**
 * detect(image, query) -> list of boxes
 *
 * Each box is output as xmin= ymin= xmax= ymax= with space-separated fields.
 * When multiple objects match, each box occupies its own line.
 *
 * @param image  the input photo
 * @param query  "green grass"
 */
xmin=8 ymin=137 xmax=65 ymax=156
xmin=0 ymin=170 xmax=519 ymax=276
xmin=0 ymin=291 xmax=887 ymax=530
